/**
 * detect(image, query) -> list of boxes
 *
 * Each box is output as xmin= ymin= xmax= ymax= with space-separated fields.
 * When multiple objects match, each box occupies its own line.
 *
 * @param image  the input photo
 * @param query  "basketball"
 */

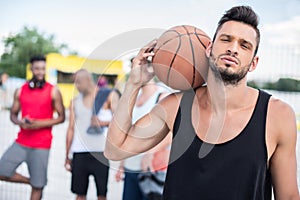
xmin=152 ymin=25 xmax=211 ymax=90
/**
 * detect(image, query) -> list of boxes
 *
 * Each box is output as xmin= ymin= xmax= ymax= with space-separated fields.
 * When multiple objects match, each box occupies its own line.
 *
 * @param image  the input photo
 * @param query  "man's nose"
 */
xmin=226 ymin=43 xmax=238 ymax=56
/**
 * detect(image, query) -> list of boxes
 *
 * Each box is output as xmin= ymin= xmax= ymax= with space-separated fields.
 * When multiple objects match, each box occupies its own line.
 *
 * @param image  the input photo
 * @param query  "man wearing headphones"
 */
xmin=0 ymin=55 xmax=65 ymax=200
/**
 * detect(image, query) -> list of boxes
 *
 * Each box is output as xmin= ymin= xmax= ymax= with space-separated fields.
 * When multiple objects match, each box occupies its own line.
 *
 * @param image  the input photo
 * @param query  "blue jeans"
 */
xmin=122 ymin=170 xmax=148 ymax=200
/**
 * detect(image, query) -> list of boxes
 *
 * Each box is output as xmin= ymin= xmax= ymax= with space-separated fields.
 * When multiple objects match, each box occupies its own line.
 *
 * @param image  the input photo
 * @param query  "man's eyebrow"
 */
xmin=219 ymin=34 xmax=231 ymax=38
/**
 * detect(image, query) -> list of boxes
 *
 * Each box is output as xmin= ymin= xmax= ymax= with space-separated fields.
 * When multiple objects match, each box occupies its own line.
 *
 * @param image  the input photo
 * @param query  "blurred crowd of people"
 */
xmin=0 ymin=55 xmax=171 ymax=200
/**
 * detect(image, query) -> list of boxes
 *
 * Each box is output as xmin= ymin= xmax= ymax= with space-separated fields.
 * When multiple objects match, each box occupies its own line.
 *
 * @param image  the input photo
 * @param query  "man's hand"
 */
xmin=90 ymin=115 xmax=109 ymax=127
xmin=115 ymin=166 xmax=124 ymax=182
xmin=128 ymin=40 xmax=157 ymax=86
xmin=90 ymin=115 xmax=99 ymax=127
xmin=64 ymin=158 xmax=72 ymax=172
xmin=19 ymin=118 xmax=45 ymax=130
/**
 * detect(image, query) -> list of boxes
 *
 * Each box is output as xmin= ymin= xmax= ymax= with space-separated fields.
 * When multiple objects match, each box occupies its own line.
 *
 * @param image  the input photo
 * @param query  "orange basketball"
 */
xmin=152 ymin=25 xmax=211 ymax=90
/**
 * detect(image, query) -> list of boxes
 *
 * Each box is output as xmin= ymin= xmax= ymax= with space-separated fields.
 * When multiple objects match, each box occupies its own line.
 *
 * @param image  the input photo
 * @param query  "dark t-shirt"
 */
xmin=163 ymin=89 xmax=272 ymax=200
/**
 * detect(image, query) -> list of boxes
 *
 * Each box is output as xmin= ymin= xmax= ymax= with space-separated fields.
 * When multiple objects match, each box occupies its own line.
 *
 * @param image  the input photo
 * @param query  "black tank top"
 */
xmin=163 ymin=89 xmax=272 ymax=200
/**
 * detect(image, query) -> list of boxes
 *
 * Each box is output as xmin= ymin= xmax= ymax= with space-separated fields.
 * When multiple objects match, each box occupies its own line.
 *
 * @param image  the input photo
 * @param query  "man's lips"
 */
xmin=220 ymin=56 xmax=238 ymax=65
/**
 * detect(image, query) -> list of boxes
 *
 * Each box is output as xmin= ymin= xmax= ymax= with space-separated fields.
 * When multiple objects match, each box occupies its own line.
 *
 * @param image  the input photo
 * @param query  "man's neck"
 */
xmin=206 ymin=69 xmax=250 ymax=113
xmin=82 ymin=85 xmax=96 ymax=97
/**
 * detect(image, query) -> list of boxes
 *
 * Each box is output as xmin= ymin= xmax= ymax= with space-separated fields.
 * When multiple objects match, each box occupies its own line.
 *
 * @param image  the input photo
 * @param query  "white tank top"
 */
xmin=70 ymin=94 xmax=112 ymax=153
xmin=124 ymin=90 xmax=161 ymax=171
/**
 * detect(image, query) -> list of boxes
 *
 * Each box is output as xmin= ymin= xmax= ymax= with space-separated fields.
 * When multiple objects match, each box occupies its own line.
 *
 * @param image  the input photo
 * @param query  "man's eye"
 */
xmin=241 ymin=44 xmax=249 ymax=49
xmin=220 ymin=38 xmax=229 ymax=41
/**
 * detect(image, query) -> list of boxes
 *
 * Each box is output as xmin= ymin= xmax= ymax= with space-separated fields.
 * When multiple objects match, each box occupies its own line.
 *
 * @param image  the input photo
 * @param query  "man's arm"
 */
xmin=104 ymin=41 xmax=172 ymax=161
xmin=51 ymin=87 xmax=65 ymax=124
xmin=268 ymin=99 xmax=300 ymax=199
xmin=148 ymin=92 xmax=172 ymax=154
xmin=110 ymin=89 xmax=121 ymax=113
xmin=65 ymin=100 xmax=75 ymax=171
xmin=10 ymin=88 xmax=23 ymax=125
xmin=104 ymin=82 xmax=171 ymax=161
xmin=24 ymin=87 xmax=65 ymax=129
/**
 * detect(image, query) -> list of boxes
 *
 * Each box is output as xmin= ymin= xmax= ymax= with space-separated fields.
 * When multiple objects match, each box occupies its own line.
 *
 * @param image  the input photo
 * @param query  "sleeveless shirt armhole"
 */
xmin=171 ymin=91 xmax=183 ymax=138
xmin=258 ymin=89 xmax=272 ymax=168
xmin=172 ymin=90 xmax=195 ymax=138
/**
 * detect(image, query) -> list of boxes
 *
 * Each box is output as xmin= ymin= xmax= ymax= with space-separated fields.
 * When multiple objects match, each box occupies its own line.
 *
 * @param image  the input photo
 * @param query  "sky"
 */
xmin=0 ymin=0 xmax=300 ymax=80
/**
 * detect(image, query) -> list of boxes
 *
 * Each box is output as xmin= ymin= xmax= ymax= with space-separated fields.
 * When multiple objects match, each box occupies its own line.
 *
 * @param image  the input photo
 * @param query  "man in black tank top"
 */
xmin=104 ymin=6 xmax=300 ymax=200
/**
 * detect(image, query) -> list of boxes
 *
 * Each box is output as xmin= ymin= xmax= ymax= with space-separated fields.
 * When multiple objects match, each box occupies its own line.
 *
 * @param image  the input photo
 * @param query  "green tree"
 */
xmin=276 ymin=78 xmax=300 ymax=92
xmin=247 ymin=80 xmax=259 ymax=89
xmin=0 ymin=26 xmax=77 ymax=78
xmin=260 ymin=78 xmax=300 ymax=92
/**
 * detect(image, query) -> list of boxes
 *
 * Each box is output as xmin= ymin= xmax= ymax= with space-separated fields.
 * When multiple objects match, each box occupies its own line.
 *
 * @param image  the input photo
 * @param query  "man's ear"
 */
xmin=249 ymin=56 xmax=259 ymax=72
xmin=205 ymin=41 xmax=212 ymax=58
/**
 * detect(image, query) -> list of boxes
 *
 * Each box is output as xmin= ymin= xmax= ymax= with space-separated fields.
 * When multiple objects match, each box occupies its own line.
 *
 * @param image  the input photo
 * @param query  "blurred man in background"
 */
xmin=0 ymin=55 xmax=65 ymax=200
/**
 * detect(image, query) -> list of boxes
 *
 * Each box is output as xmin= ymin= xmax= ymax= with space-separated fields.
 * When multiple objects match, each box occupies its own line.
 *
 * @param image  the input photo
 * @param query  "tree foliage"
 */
xmin=248 ymin=78 xmax=300 ymax=92
xmin=0 ymin=26 xmax=77 ymax=78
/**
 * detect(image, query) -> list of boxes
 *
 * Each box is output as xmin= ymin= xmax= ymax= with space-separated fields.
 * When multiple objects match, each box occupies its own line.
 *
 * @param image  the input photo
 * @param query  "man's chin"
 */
xmin=35 ymin=77 xmax=45 ymax=81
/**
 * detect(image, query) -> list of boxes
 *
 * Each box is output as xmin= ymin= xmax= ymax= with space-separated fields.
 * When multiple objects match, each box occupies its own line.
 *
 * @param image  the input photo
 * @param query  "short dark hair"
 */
xmin=30 ymin=55 xmax=46 ymax=64
xmin=212 ymin=6 xmax=260 ymax=55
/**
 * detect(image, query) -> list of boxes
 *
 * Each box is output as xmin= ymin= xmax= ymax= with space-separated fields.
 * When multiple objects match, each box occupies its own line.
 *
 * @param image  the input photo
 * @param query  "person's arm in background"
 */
xmin=10 ymin=88 xmax=24 ymax=126
xmin=110 ymin=89 xmax=121 ymax=113
xmin=64 ymin=100 xmax=75 ymax=171
xmin=115 ymin=160 xmax=125 ymax=182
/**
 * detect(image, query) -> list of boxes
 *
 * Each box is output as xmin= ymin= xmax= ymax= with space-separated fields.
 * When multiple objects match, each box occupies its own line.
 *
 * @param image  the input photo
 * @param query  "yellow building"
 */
xmin=26 ymin=53 xmax=125 ymax=108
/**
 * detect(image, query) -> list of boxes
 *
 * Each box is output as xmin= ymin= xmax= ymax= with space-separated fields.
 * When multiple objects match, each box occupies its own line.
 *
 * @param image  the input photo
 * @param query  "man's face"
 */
xmin=74 ymin=74 xmax=89 ymax=93
xmin=208 ymin=21 xmax=258 ymax=85
xmin=31 ymin=60 xmax=46 ymax=81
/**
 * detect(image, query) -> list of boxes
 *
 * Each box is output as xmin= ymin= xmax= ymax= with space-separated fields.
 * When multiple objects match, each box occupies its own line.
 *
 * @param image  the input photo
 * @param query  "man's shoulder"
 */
xmin=45 ymin=81 xmax=54 ymax=86
xmin=155 ymin=92 xmax=182 ymax=114
xmin=267 ymin=96 xmax=296 ymax=142
xmin=44 ymin=82 xmax=55 ymax=91
xmin=268 ymin=96 xmax=295 ymax=116
xmin=16 ymin=82 xmax=28 ymax=96
xmin=19 ymin=82 xmax=28 ymax=89
xmin=152 ymin=92 xmax=183 ymax=131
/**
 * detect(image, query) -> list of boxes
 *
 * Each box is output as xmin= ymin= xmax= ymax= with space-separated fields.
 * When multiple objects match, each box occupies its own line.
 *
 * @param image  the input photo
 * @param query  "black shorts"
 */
xmin=71 ymin=152 xmax=109 ymax=196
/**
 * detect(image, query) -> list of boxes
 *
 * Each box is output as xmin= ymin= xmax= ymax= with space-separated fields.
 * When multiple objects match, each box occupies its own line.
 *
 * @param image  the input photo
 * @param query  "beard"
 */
xmin=208 ymin=52 xmax=251 ymax=86
xmin=31 ymin=75 xmax=45 ymax=83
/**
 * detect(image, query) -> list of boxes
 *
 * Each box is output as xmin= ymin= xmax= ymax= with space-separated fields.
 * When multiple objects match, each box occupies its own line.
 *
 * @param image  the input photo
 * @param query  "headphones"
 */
xmin=28 ymin=77 xmax=46 ymax=89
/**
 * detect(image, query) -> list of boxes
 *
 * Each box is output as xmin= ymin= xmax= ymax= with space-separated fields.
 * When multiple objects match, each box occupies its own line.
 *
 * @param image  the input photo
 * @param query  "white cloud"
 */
xmin=262 ymin=16 xmax=300 ymax=45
